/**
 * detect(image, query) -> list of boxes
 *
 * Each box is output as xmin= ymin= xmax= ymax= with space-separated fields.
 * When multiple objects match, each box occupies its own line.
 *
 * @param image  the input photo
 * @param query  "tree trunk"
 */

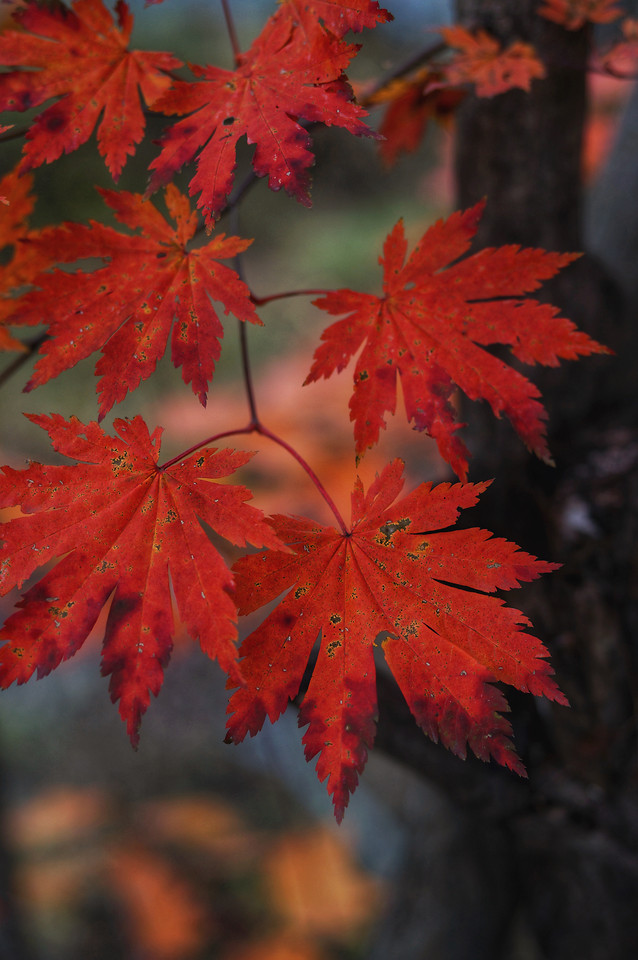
xmin=371 ymin=4 xmax=638 ymax=958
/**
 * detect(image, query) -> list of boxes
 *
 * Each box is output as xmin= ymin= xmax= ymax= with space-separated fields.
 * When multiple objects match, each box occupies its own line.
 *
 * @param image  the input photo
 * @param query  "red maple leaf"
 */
xmin=226 ymin=460 xmax=566 ymax=822
xmin=147 ymin=14 xmax=375 ymax=225
xmin=274 ymin=0 xmax=392 ymax=37
xmin=8 ymin=184 xmax=258 ymax=419
xmin=0 ymin=414 xmax=283 ymax=745
xmin=538 ymin=0 xmax=623 ymax=30
xmin=0 ymin=0 xmax=181 ymax=179
xmin=305 ymin=202 xmax=609 ymax=480
xmin=441 ymin=26 xmax=546 ymax=97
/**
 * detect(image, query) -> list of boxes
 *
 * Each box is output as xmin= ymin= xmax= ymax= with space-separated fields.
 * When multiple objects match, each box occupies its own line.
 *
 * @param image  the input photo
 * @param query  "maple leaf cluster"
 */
xmin=0 ymin=0 xmax=612 ymax=820
xmin=0 ymin=0 xmax=384 ymax=222
xmin=370 ymin=24 xmax=546 ymax=166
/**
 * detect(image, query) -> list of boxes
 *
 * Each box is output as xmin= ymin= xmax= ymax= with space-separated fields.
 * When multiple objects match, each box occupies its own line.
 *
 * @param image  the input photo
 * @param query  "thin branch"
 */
xmin=226 ymin=195 xmax=260 ymax=425
xmin=0 ymin=125 xmax=29 ymax=144
xmin=193 ymin=168 xmax=261 ymax=240
xmin=359 ymin=38 xmax=447 ymax=104
xmin=0 ymin=333 xmax=46 ymax=390
xmin=238 ymin=319 xmax=259 ymax=423
xmin=157 ymin=426 xmax=256 ymax=471
xmin=158 ymin=421 xmax=349 ymax=534
xmin=257 ymin=423 xmax=349 ymax=534
xmin=220 ymin=0 xmax=242 ymax=67
xmin=251 ymin=288 xmax=331 ymax=307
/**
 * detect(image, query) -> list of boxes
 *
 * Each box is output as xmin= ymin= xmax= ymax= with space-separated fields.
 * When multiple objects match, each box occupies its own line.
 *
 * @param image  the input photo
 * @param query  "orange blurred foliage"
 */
xmin=223 ymin=933 xmax=327 ymax=960
xmin=151 ymin=348 xmax=447 ymax=526
xmin=107 ymin=844 xmax=211 ymax=959
xmin=7 ymin=786 xmax=382 ymax=960
xmin=262 ymin=825 xmax=383 ymax=941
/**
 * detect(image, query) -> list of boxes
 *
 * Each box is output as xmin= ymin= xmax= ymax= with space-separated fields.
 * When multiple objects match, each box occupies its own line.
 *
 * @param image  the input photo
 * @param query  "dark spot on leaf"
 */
xmin=279 ymin=611 xmax=296 ymax=631
xmin=379 ymin=517 xmax=411 ymax=543
xmin=41 ymin=111 xmax=65 ymax=132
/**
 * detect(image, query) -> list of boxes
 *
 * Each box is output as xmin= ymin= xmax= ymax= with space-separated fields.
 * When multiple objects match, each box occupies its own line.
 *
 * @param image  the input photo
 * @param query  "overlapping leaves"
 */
xmin=147 ymin=13 xmax=376 ymax=225
xmin=0 ymin=0 xmax=597 ymax=820
xmin=0 ymin=0 xmax=181 ymax=179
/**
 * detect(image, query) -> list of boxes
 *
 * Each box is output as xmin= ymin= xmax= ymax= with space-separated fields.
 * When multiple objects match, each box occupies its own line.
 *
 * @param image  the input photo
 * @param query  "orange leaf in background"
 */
xmin=0 ymin=0 xmax=181 ymax=179
xmin=223 ymin=935 xmax=325 ymax=960
xmin=306 ymin=202 xmax=607 ymax=479
xmin=147 ymin=14 xmax=375 ymax=225
xmin=0 ymin=414 xmax=283 ymax=745
xmin=538 ymin=0 xmax=623 ymax=30
xmin=9 ymin=786 xmax=111 ymax=852
xmin=441 ymin=25 xmax=546 ymax=97
xmin=375 ymin=69 xmax=466 ymax=166
xmin=8 ymin=786 xmax=111 ymax=909
xmin=8 ymin=184 xmax=258 ymax=418
xmin=263 ymin=826 xmax=382 ymax=938
xmin=227 ymin=460 xmax=566 ymax=821
xmin=108 ymin=845 xmax=209 ymax=959
xmin=137 ymin=796 xmax=262 ymax=867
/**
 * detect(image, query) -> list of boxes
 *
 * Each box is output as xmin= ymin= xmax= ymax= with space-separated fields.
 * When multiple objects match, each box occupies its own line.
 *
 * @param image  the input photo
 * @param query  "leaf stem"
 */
xmin=0 ymin=125 xmax=29 ymax=144
xmin=0 ymin=333 xmax=47 ymax=390
xmin=220 ymin=0 xmax=242 ymax=67
xmin=158 ymin=422 xmax=349 ymax=534
xmin=359 ymin=38 xmax=447 ymax=104
xmin=239 ymin=317 xmax=259 ymax=424
xmin=257 ymin=423 xmax=349 ymax=534
xmin=165 ymin=199 xmax=347 ymax=532
xmin=251 ymin=289 xmax=331 ymax=307
xmin=158 ymin=426 xmax=256 ymax=470
xmin=227 ymin=195 xmax=260 ymax=426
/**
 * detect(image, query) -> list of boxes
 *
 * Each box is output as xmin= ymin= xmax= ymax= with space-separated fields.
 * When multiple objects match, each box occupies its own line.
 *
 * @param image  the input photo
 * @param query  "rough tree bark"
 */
xmin=370 ymin=3 xmax=638 ymax=958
